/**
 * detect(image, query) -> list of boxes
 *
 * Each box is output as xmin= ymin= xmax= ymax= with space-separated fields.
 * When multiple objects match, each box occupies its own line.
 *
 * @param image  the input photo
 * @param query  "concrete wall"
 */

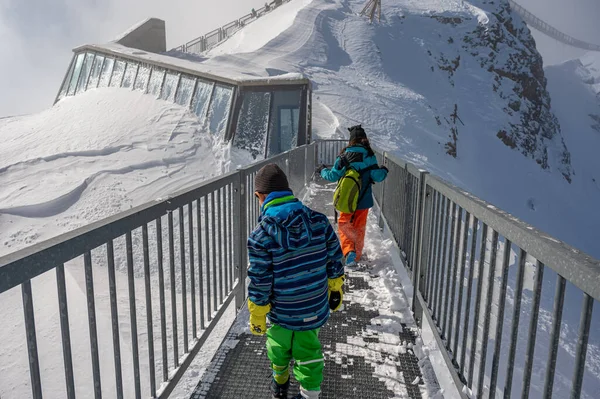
xmin=115 ymin=18 xmax=166 ymax=53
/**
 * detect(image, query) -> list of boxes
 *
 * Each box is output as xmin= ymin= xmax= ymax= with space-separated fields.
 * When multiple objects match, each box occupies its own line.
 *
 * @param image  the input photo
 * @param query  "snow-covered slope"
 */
xmin=197 ymin=0 xmax=600 ymax=260
xmin=0 ymin=89 xmax=235 ymax=256
xmin=545 ymin=54 xmax=600 ymax=198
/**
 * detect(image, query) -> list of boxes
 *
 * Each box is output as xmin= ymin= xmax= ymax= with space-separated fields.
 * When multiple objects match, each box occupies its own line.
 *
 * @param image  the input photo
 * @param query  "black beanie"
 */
xmin=348 ymin=125 xmax=367 ymax=142
xmin=254 ymin=163 xmax=290 ymax=194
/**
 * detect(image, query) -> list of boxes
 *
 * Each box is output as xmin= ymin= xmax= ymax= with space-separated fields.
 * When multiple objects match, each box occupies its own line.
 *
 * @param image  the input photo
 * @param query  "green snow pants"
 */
xmin=266 ymin=324 xmax=324 ymax=391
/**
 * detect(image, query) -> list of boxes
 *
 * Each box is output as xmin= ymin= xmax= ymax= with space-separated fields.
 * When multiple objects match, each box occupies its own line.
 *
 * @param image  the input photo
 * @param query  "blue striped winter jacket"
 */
xmin=247 ymin=191 xmax=344 ymax=331
xmin=321 ymin=145 xmax=388 ymax=210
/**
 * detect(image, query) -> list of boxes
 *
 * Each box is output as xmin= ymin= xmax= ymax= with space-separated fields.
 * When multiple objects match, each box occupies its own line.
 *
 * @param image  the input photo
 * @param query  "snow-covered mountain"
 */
xmin=3 ymin=0 xmax=597 ymax=259
xmin=199 ymin=0 xmax=600 ymax=258
xmin=545 ymin=53 xmax=600 ymax=199
xmin=1 ymin=0 xmax=600 ymax=398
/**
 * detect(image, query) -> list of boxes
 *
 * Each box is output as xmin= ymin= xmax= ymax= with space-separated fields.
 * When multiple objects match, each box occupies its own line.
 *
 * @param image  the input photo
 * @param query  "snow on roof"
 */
xmin=75 ymin=42 xmax=308 ymax=86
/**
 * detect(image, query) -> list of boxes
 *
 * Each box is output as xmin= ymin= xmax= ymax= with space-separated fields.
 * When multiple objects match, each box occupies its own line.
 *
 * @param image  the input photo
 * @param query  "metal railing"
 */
xmin=173 ymin=0 xmax=292 ymax=54
xmin=317 ymin=139 xmax=600 ymax=398
xmin=509 ymin=1 xmax=600 ymax=51
xmin=2 ymin=139 xmax=599 ymax=398
xmin=0 ymin=143 xmax=316 ymax=399
xmin=412 ymin=175 xmax=600 ymax=398
xmin=325 ymin=140 xmax=600 ymax=399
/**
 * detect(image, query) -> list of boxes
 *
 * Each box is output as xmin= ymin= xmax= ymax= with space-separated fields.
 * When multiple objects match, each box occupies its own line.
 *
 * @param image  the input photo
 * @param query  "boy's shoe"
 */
xmin=290 ymin=388 xmax=321 ymax=399
xmin=270 ymin=378 xmax=290 ymax=398
xmin=344 ymin=251 xmax=357 ymax=266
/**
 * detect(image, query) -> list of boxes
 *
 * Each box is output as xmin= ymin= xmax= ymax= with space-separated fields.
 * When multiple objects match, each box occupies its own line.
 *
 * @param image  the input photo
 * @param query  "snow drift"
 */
xmin=0 ymin=89 xmax=235 ymax=256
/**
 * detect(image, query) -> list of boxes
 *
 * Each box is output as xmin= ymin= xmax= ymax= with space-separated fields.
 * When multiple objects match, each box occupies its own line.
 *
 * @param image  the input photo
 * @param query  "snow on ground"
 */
xmin=545 ymin=54 xmax=600 ymax=197
xmin=342 ymin=213 xmax=444 ymax=399
xmin=303 ymin=183 xmax=444 ymax=398
xmin=207 ymin=0 xmax=315 ymax=57
xmin=0 ymin=88 xmax=241 ymax=256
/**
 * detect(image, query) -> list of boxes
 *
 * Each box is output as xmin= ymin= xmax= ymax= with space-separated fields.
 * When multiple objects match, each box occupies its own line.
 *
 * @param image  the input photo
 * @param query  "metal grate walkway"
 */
xmin=190 ymin=179 xmax=431 ymax=398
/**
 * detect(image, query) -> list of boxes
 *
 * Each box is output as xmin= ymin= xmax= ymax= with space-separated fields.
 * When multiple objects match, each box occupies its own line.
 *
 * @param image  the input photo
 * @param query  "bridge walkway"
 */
xmin=189 ymin=179 xmax=438 ymax=398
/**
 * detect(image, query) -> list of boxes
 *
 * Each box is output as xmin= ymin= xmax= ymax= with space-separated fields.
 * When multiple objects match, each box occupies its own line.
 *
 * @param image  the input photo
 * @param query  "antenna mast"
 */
xmin=360 ymin=0 xmax=382 ymax=23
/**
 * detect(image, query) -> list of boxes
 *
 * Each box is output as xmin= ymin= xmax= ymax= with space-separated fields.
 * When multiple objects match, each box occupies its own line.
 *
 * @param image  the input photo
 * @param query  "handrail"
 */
xmin=172 ymin=0 xmax=600 ymax=54
xmin=316 ymin=139 xmax=600 ymax=398
xmin=0 ymin=143 xmax=316 ymax=399
xmin=425 ymin=174 xmax=600 ymax=299
xmin=2 ymin=140 xmax=599 ymax=398
xmin=173 ymin=0 xmax=292 ymax=54
xmin=509 ymin=0 xmax=600 ymax=51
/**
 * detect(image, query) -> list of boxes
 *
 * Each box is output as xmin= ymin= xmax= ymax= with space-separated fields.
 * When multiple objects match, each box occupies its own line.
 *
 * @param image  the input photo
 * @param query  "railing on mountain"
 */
xmin=172 ymin=0 xmax=292 ymax=54
xmin=0 ymin=144 xmax=316 ymax=399
xmin=320 ymin=140 xmax=600 ymax=398
xmin=172 ymin=0 xmax=600 ymax=55
xmin=510 ymin=0 xmax=600 ymax=51
xmin=1 ymin=140 xmax=599 ymax=398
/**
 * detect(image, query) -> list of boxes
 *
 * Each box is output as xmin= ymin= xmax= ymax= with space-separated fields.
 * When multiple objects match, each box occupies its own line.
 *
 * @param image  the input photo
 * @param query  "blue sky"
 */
xmin=0 ymin=0 xmax=599 ymax=117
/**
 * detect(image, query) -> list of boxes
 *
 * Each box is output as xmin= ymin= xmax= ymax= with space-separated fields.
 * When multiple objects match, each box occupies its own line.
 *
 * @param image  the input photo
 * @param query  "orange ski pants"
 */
xmin=338 ymin=209 xmax=369 ymax=260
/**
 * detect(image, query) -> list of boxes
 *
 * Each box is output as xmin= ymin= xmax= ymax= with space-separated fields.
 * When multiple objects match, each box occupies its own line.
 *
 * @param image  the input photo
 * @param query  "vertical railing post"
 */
xmin=412 ymin=172 xmax=431 ymax=326
xmin=233 ymin=170 xmax=248 ymax=310
xmin=285 ymin=156 xmax=290 ymax=177
xmin=22 ymin=281 xmax=43 ymax=399
xmin=304 ymin=146 xmax=309 ymax=186
xmin=378 ymin=152 xmax=387 ymax=229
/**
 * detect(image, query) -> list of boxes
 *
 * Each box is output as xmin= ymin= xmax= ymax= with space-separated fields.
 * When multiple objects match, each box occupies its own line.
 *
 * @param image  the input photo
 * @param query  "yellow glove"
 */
xmin=248 ymin=299 xmax=271 ymax=335
xmin=328 ymin=275 xmax=345 ymax=311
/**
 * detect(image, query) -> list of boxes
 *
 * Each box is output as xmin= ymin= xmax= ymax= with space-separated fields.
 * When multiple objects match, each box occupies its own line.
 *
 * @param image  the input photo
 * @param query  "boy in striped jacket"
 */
xmin=247 ymin=163 xmax=345 ymax=399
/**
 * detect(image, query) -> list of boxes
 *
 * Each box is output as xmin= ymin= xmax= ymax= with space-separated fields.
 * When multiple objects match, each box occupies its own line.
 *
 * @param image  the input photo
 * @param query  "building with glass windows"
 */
xmin=56 ymin=18 xmax=312 ymax=160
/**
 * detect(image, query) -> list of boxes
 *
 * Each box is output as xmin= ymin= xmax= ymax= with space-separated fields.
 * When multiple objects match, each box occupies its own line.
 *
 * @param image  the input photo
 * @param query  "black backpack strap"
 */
xmin=349 ymin=165 xmax=381 ymax=222
xmin=357 ymin=164 xmax=380 ymax=176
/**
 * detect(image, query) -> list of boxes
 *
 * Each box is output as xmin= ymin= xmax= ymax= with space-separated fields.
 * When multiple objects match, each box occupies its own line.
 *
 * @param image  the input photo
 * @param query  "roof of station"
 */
xmin=74 ymin=41 xmax=308 ymax=88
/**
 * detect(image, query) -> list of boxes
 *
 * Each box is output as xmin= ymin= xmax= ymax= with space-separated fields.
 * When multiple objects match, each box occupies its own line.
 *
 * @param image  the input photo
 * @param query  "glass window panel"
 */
xmin=174 ymin=76 xmax=196 ymax=107
xmin=134 ymin=65 xmax=150 ymax=92
xmin=147 ymin=68 xmax=165 ymax=97
xmin=191 ymin=80 xmax=214 ymax=122
xmin=98 ymin=57 xmax=115 ymax=88
xmin=87 ymin=55 xmax=105 ymax=89
xmin=75 ymin=53 xmax=95 ymax=94
xmin=58 ymin=56 xmax=76 ymax=100
xmin=267 ymin=90 xmax=301 ymax=157
xmin=109 ymin=60 xmax=126 ymax=87
xmin=122 ymin=62 xmax=138 ymax=89
xmin=160 ymin=72 xmax=179 ymax=102
xmin=280 ymin=108 xmax=300 ymax=151
xmin=67 ymin=53 xmax=85 ymax=95
xmin=208 ymin=84 xmax=233 ymax=137
xmin=233 ymin=91 xmax=271 ymax=159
